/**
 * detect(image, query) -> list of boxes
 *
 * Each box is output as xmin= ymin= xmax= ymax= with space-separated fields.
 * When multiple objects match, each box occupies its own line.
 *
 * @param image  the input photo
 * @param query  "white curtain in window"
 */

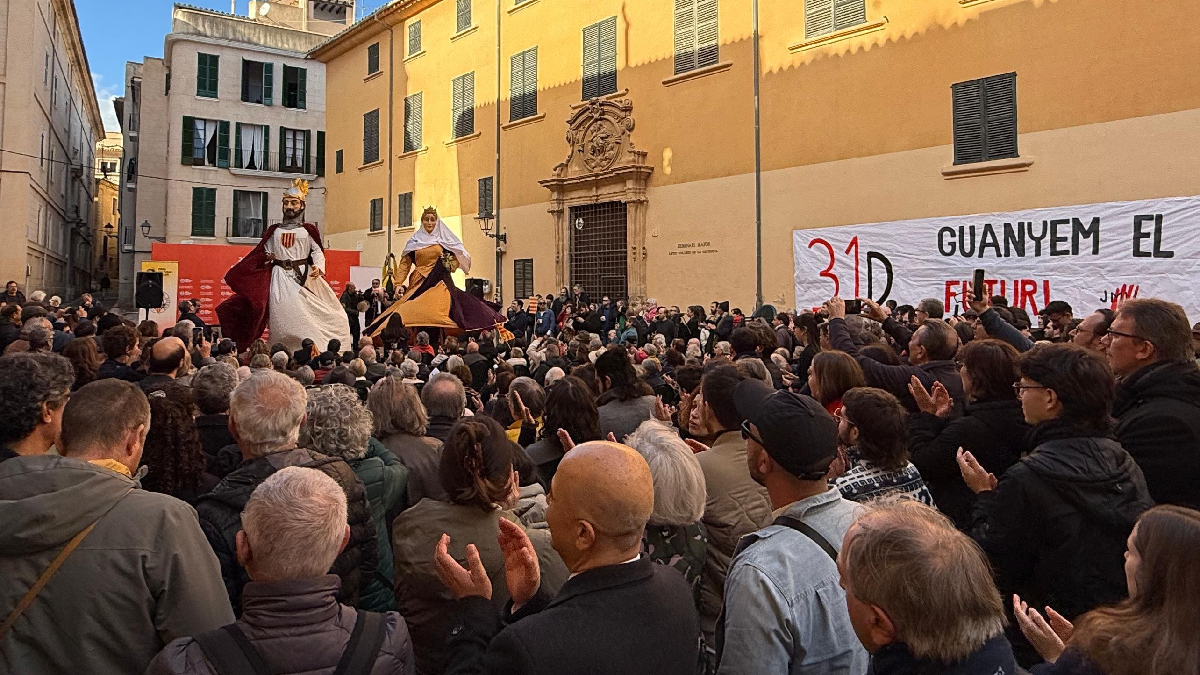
xmin=236 ymin=191 xmax=265 ymax=237
xmin=285 ymin=131 xmax=306 ymax=169
xmin=194 ymin=119 xmax=218 ymax=163
xmin=241 ymin=124 xmax=264 ymax=170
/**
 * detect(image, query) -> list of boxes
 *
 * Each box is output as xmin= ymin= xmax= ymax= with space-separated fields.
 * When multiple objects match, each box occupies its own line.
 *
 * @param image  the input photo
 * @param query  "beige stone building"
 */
xmin=116 ymin=3 xmax=351 ymax=308
xmin=92 ymin=131 xmax=121 ymax=284
xmin=0 ymin=0 xmax=104 ymax=298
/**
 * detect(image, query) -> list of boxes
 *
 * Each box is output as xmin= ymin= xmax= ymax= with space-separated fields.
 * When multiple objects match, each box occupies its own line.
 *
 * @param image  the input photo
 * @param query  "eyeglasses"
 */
xmin=1013 ymin=383 xmax=1049 ymax=396
xmin=1104 ymin=328 xmax=1146 ymax=342
xmin=740 ymin=419 xmax=765 ymax=447
xmin=834 ymin=409 xmax=856 ymax=427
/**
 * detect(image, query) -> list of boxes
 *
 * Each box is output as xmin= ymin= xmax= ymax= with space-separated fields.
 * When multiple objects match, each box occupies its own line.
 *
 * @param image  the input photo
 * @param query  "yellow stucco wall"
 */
xmin=315 ymin=0 xmax=1200 ymax=308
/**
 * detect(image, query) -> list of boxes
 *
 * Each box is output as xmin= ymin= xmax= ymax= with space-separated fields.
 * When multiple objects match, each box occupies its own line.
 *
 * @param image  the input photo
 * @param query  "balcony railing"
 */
xmin=222 ymin=218 xmax=321 ymax=241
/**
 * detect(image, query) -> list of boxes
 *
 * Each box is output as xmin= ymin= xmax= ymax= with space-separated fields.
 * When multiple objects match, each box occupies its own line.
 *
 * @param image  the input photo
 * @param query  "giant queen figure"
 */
xmin=216 ymin=179 xmax=352 ymax=352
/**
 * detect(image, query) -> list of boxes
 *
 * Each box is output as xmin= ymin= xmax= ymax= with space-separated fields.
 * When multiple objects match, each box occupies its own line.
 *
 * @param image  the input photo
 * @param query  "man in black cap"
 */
xmin=714 ymin=379 xmax=866 ymax=675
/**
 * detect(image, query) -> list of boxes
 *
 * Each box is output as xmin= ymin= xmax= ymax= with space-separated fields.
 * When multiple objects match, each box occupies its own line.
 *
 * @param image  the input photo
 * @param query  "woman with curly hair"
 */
xmin=390 ymin=415 xmax=568 ymax=675
xmin=301 ymin=383 xmax=407 ymax=613
xmin=139 ymin=385 xmax=217 ymax=503
xmin=523 ymin=375 xmax=601 ymax=485
xmin=61 ymin=337 xmax=103 ymax=390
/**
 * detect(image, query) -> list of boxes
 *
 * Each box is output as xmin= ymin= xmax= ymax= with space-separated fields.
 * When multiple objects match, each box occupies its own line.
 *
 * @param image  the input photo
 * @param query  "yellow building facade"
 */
xmin=313 ymin=0 xmax=1200 ymax=310
xmin=92 ymin=131 xmax=122 ymax=285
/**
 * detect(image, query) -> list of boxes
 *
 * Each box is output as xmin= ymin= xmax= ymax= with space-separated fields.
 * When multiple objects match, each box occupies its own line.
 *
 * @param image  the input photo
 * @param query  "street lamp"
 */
xmin=102 ymin=223 xmax=114 ymax=270
xmin=140 ymin=219 xmax=166 ymax=243
xmin=476 ymin=214 xmax=506 ymax=300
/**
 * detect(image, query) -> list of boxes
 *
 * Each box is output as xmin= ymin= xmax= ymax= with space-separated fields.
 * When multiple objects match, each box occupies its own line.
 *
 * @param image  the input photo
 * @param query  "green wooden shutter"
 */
xmin=456 ymin=0 xmax=471 ymax=32
xmin=336 ymin=149 xmax=344 ymax=174
xmin=452 ymin=74 xmax=473 ymax=138
xmin=598 ymin=17 xmax=617 ymax=96
xmin=696 ymin=0 xmax=719 ymax=69
xmin=261 ymin=192 xmax=269 ymax=227
xmin=303 ymin=130 xmax=312 ymax=174
xmin=952 ymin=79 xmax=984 ymax=165
xmin=367 ymin=43 xmax=379 ymax=74
xmin=316 ymin=130 xmax=325 ymax=177
xmin=804 ymin=0 xmax=834 ymax=39
xmin=525 ymin=49 xmax=537 ymax=116
xmin=217 ymin=120 xmax=230 ymax=167
xmin=364 ymin=109 xmax=380 ymax=163
xmin=181 ymin=116 xmax=195 ymax=165
xmin=278 ymin=126 xmax=286 ymax=171
xmin=982 ymin=73 xmax=1018 ymax=161
xmin=262 ymin=125 xmax=270 ymax=171
xmin=234 ymin=122 xmax=243 ymax=168
xmin=232 ymin=191 xmax=241 ymax=235
xmin=196 ymin=54 xmax=206 ymax=96
xmin=404 ymin=92 xmax=422 ymax=152
xmin=297 ymin=68 xmax=307 ymax=110
xmin=582 ymin=22 xmax=599 ymax=99
xmin=478 ymin=176 xmax=493 ymax=218
xmin=510 ymin=51 xmax=524 ymax=121
xmin=452 ymin=78 xmax=464 ymax=137
xmin=263 ymin=63 xmax=273 ymax=105
xmin=240 ymin=58 xmax=249 ymax=101
xmin=192 ymin=187 xmax=215 ymax=236
xmin=833 ymin=0 xmax=866 ymax=31
xmin=408 ymin=21 xmax=421 ymax=55
xmin=673 ymin=0 xmax=695 ymax=75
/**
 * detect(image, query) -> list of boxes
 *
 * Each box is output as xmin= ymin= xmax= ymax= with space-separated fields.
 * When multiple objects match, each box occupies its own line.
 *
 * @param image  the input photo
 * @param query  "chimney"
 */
xmin=231 ymin=0 xmax=236 ymax=14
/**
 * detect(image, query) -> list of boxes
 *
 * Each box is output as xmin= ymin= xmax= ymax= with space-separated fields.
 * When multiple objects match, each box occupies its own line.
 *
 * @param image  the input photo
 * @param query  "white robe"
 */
xmin=266 ymin=225 xmax=352 ymax=353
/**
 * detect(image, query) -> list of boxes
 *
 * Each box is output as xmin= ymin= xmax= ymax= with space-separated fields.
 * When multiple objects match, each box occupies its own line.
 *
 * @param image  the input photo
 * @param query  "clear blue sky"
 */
xmin=77 ymin=0 xmax=385 ymax=132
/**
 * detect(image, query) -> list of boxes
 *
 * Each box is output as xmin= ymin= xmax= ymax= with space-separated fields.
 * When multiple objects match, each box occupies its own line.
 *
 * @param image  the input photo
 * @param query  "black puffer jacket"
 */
xmin=196 ymin=448 xmax=377 ymax=613
xmin=1113 ymin=360 xmax=1200 ymax=509
xmin=968 ymin=420 xmax=1152 ymax=621
xmin=909 ymin=399 xmax=1031 ymax=529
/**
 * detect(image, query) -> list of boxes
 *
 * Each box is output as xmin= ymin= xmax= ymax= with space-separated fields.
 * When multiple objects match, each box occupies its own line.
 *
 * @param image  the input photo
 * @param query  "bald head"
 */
xmin=149 ymin=336 xmax=187 ymax=375
xmin=548 ymin=441 xmax=654 ymax=570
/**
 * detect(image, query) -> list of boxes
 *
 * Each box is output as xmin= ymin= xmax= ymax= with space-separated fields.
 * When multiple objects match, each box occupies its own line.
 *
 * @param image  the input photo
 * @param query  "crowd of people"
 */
xmin=2 ymin=277 xmax=1200 ymax=675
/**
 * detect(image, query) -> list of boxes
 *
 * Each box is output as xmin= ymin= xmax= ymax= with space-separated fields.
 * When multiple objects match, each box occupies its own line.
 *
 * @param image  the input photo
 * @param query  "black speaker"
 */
xmin=135 ymin=271 xmax=165 ymax=309
xmin=465 ymin=278 xmax=486 ymax=299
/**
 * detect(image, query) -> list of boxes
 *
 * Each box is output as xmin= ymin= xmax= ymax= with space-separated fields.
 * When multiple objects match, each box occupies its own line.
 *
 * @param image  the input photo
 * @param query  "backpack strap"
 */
xmin=192 ymin=624 xmax=271 ymax=675
xmin=332 ymin=611 xmax=387 ymax=675
xmin=772 ymin=514 xmax=839 ymax=562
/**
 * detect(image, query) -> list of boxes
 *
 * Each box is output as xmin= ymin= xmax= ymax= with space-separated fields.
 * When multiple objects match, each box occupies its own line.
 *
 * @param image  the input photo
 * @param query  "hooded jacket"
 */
xmin=968 ymin=420 xmax=1152 ymax=621
xmin=1113 ymin=360 xmax=1200 ymax=509
xmin=146 ymin=575 xmax=415 ymax=675
xmin=195 ymin=448 xmax=377 ymax=613
xmin=0 ymin=455 xmax=234 ymax=675
xmin=348 ymin=438 xmax=409 ymax=612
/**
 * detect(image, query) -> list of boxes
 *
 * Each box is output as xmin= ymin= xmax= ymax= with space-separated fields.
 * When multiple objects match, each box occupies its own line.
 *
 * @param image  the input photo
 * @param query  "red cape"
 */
xmin=215 ymin=223 xmax=324 ymax=349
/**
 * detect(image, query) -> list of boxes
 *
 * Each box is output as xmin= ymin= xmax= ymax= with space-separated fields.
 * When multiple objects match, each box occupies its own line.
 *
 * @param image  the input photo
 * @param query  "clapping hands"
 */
xmin=1013 ymin=595 xmax=1073 ymax=664
xmin=909 ymin=376 xmax=954 ymax=418
xmin=956 ymin=447 xmax=998 ymax=493
xmin=434 ymin=519 xmax=544 ymax=609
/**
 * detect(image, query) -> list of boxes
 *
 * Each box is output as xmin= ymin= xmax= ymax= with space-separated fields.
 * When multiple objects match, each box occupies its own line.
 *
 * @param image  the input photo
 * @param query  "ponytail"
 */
xmin=439 ymin=416 xmax=515 ymax=510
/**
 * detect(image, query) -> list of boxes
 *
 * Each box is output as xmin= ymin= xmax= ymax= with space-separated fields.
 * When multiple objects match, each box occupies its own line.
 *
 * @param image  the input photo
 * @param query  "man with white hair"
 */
xmin=196 ymin=370 xmax=378 ymax=612
xmin=360 ymin=345 xmax=387 ymax=382
xmin=270 ymin=350 xmax=290 ymax=372
xmin=543 ymin=366 xmax=566 ymax=388
xmin=148 ymin=467 xmax=416 ymax=675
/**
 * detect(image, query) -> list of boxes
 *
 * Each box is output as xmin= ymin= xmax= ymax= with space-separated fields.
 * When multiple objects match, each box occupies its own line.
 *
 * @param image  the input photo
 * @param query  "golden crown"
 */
xmin=287 ymin=178 xmax=309 ymax=200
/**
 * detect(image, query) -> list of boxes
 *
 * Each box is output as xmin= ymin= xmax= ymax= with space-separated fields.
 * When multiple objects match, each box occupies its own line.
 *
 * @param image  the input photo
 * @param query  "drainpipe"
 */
xmin=494 ymin=0 xmax=502 ymax=302
xmin=372 ymin=12 xmax=395 ymax=257
xmin=752 ymin=0 xmax=763 ymax=311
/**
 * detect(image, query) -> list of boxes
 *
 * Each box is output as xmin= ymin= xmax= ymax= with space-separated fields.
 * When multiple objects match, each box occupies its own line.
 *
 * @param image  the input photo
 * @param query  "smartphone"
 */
xmin=972 ymin=269 xmax=986 ymax=301
xmin=193 ymin=327 xmax=204 ymax=344
xmin=845 ymin=299 xmax=863 ymax=315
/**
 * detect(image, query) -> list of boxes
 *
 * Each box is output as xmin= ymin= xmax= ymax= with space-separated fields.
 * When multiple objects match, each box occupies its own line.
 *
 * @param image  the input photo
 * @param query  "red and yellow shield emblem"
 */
xmin=280 ymin=232 xmax=295 ymax=249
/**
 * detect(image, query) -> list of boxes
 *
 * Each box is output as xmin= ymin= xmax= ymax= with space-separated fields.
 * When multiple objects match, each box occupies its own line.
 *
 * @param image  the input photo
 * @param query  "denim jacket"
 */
xmin=535 ymin=309 xmax=556 ymax=336
xmin=715 ymin=487 xmax=867 ymax=675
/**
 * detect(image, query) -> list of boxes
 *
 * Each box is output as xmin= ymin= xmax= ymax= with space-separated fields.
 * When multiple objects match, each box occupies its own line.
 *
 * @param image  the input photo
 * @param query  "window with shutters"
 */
xmin=952 ymin=73 xmax=1018 ymax=165
xmin=233 ymin=123 xmax=269 ymax=170
xmin=281 ymin=127 xmax=309 ymax=173
xmin=182 ymin=117 xmax=229 ymax=167
xmin=582 ymin=17 xmax=617 ymax=100
xmin=283 ymin=66 xmax=306 ymax=109
xmin=369 ymin=198 xmax=384 ymax=232
xmin=232 ymin=190 xmax=269 ymax=238
xmin=397 ymin=192 xmax=414 ymax=229
xmin=408 ymin=21 xmax=422 ymax=55
xmin=363 ymin=109 xmax=380 ymax=164
xmin=804 ymin=0 xmax=866 ymax=40
xmin=513 ymin=259 xmax=534 ymax=300
xmin=191 ymin=187 xmax=217 ymax=237
xmin=404 ymin=93 xmax=423 ymax=152
xmin=478 ymin=176 xmax=493 ymax=218
xmin=196 ymin=53 xmax=219 ymax=98
xmin=336 ymin=149 xmax=344 ymax=174
xmin=509 ymin=48 xmax=537 ymax=121
xmin=367 ymin=43 xmax=380 ymax=75
xmin=674 ymin=0 xmax=719 ymax=75
xmin=452 ymin=73 xmax=475 ymax=138
xmin=456 ymin=0 xmax=472 ymax=33
xmin=241 ymin=60 xmax=271 ymax=104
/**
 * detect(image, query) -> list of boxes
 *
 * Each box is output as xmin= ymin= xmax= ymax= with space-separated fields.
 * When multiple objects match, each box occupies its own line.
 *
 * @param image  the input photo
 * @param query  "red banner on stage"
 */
xmin=151 ymin=243 xmax=360 ymax=326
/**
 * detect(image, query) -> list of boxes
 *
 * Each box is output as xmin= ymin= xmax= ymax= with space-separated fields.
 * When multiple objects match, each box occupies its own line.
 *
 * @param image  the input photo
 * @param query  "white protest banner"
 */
xmin=793 ymin=196 xmax=1200 ymax=316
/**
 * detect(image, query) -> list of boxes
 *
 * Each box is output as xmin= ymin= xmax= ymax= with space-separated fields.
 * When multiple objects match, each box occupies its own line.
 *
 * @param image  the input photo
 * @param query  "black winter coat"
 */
xmin=444 ymin=558 xmax=699 ymax=675
xmin=0 ymin=318 xmax=19 ymax=354
xmin=1113 ymin=360 xmax=1200 ymax=509
xmin=968 ymin=421 xmax=1152 ymax=622
xmin=196 ymin=448 xmax=377 ymax=613
xmin=829 ymin=318 xmax=964 ymax=414
xmin=909 ymin=399 xmax=1031 ymax=529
